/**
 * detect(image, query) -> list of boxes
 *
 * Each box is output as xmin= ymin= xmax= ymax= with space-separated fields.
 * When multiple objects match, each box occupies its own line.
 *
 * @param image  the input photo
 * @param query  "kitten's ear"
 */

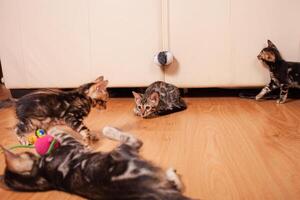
xmin=132 ymin=91 xmax=142 ymax=103
xmin=101 ymin=80 xmax=109 ymax=88
xmin=267 ymin=40 xmax=277 ymax=49
xmin=95 ymin=76 xmax=104 ymax=82
xmin=1 ymin=146 xmax=35 ymax=175
xmin=149 ymin=92 xmax=159 ymax=106
xmin=95 ymin=80 xmax=109 ymax=91
xmin=79 ymin=83 xmax=93 ymax=94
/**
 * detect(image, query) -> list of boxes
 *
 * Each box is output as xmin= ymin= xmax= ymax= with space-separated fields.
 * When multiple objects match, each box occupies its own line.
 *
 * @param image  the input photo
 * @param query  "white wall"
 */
xmin=0 ymin=0 xmax=92 ymax=88
xmin=230 ymin=0 xmax=300 ymax=87
xmin=166 ymin=0 xmax=232 ymax=87
xmin=0 ymin=0 xmax=300 ymax=88
xmin=166 ymin=0 xmax=300 ymax=88
xmin=88 ymin=0 xmax=163 ymax=87
xmin=0 ymin=0 xmax=163 ymax=88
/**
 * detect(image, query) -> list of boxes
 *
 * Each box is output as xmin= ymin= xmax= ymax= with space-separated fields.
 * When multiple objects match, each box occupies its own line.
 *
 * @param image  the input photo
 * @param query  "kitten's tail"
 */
xmin=0 ymin=98 xmax=17 ymax=109
xmin=239 ymin=92 xmax=278 ymax=100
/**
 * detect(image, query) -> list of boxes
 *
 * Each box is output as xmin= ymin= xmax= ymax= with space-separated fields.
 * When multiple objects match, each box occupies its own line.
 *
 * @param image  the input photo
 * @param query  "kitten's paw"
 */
xmin=16 ymin=134 xmax=29 ymax=145
xmin=89 ymin=132 xmax=99 ymax=141
xmin=82 ymin=135 xmax=98 ymax=146
xmin=276 ymin=99 xmax=286 ymax=104
xmin=133 ymin=108 xmax=142 ymax=117
xmin=166 ymin=168 xmax=182 ymax=191
xmin=255 ymin=95 xmax=262 ymax=101
xmin=83 ymin=136 xmax=92 ymax=146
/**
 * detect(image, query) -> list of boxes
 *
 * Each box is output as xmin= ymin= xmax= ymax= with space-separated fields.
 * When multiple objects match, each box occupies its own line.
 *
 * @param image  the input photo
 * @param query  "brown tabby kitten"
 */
xmin=2 ymin=127 xmax=192 ymax=200
xmin=0 ymin=76 xmax=109 ymax=145
xmin=132 ymin=81 xmax=187 ymax=118
xmin=256 ymin=40 xmax=300 ymax=103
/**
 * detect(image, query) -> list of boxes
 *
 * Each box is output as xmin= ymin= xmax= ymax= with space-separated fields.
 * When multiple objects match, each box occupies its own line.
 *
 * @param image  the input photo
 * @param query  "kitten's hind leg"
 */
xmin=102 ymin=126 xmax=143 ymax=150
xmin=277 ymin=85 xmax=289 ymax=104
xmin=166 ymin=168 xmax=183 ymax=191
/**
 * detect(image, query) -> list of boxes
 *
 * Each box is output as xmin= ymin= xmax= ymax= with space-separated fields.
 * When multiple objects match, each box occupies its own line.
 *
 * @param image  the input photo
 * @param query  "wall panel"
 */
xmin=89 ymin=0 xmax=163 ymax=87
xmin=165 ymin=0 xmax=232 ymax=87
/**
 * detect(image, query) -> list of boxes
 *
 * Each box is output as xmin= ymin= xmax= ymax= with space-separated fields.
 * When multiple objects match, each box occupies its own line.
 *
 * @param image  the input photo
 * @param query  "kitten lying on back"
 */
xmin=0 ymin=76 xmax=109 ymax=145
xmin=256 ymin=40 xmax=300 ymax=103
xmin=132 ymin=81 xmax=187 ymax=118
xmin=2 ymin=127 xmax=192 ymax=200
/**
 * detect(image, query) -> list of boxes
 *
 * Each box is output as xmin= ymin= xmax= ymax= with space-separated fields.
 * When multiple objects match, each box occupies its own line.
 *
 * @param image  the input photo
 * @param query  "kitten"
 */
xmin=256 ymin=40 xmax=300 ymax=103
xmin=0 ymin=76 xmax=109 ymax=145
xmin=2 ymin=127 xmax=192 ymax=200
xmin=132 ymin=81 xmax=187 ymax=118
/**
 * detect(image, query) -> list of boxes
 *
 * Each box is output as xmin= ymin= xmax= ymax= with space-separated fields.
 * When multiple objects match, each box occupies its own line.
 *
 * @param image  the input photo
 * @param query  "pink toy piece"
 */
xmin=34 ymin=135 xmax=60 ymax=156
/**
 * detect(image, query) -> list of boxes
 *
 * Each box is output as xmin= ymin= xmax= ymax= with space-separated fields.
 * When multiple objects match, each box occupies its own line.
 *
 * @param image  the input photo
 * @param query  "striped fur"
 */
xmin=2 ymin=127 xmax=192 ymax=200
xmin=256 ymin=40 xmax=300 ymax=103
xmin=0 ymin=76 xmax=109 ymax=145
xmin=132 ymin=81 xmax=187 ymax=118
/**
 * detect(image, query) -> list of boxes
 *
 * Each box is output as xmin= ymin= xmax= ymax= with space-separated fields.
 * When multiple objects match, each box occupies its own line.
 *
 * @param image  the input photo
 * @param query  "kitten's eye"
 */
xmin=145 ymin=106 xmax=151 ymax=110
xmin=137 ymin=105 xmax=142 ymax=110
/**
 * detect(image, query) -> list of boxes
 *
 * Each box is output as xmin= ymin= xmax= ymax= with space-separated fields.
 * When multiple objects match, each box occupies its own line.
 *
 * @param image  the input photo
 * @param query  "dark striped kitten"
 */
xmin=132 ymin=81 xmax=187 ymax=118
xmin=0 ymin=76 xmax=109 ymax=145
xmin=2 ymin=127 xmax=192 ymax=200
xmin=256 ymin=40 xmax=300 ymax=103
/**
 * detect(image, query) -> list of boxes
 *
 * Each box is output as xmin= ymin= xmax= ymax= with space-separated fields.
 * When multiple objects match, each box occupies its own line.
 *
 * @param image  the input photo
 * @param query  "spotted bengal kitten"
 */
xmin=132 ymin=81 xmax=187 ymax=118
xmin=256 ymin=40 xmax=300 ymax=103
xmin=0 ymin=76 xmax=109 ymax=145
xmin=1 ymin=127 xmax=192 ymax=200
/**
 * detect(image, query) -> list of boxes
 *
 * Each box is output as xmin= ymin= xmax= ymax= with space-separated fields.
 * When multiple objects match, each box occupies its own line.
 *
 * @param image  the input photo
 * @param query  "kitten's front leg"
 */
xmin=64 ymin=115 xmax=98 ymax=144
xmin=277 ymin=84 xmax=289 ymax=104
xmin=256 ymin=80 xmax=278 ymax=100
xmin=255 ymin=87 xmax=270 ymax=100
xmin=133 ymin=107 xmax=141 ymax=116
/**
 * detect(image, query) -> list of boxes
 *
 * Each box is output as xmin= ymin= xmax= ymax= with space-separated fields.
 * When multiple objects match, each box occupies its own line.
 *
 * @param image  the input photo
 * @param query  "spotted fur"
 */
xmin=0 ymin=76 xmax=109 ymax=144
xmin=256 ymin=40 xmax=300 ymax=103
xmin=132 ymin=81 xmax=187 ymax=118
xmin=2 ymin=127 xmax=192 ymax=200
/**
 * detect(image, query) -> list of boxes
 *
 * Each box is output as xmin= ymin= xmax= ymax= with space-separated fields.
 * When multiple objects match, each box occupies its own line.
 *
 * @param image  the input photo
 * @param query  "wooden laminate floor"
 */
xmin=0 ymin=87 xmax=299 ymax=200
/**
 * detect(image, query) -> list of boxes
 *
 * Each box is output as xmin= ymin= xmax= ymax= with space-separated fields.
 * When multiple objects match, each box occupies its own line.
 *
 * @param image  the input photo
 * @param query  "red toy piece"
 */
xmin=34 ymin=135 xmax=60 ymax=156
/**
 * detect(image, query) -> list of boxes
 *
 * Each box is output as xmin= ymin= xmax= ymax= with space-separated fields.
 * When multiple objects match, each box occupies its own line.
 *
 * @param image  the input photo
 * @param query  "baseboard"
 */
xmin=9 ymin=87 xmax=300 ymax=99
xmin=0 ymin=60 xmax=3 ymax=84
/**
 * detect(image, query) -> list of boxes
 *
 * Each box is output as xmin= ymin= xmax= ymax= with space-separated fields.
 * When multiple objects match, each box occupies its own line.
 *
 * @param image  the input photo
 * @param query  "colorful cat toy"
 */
xmin=4 ymin=129 xmax=60 ymax=156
